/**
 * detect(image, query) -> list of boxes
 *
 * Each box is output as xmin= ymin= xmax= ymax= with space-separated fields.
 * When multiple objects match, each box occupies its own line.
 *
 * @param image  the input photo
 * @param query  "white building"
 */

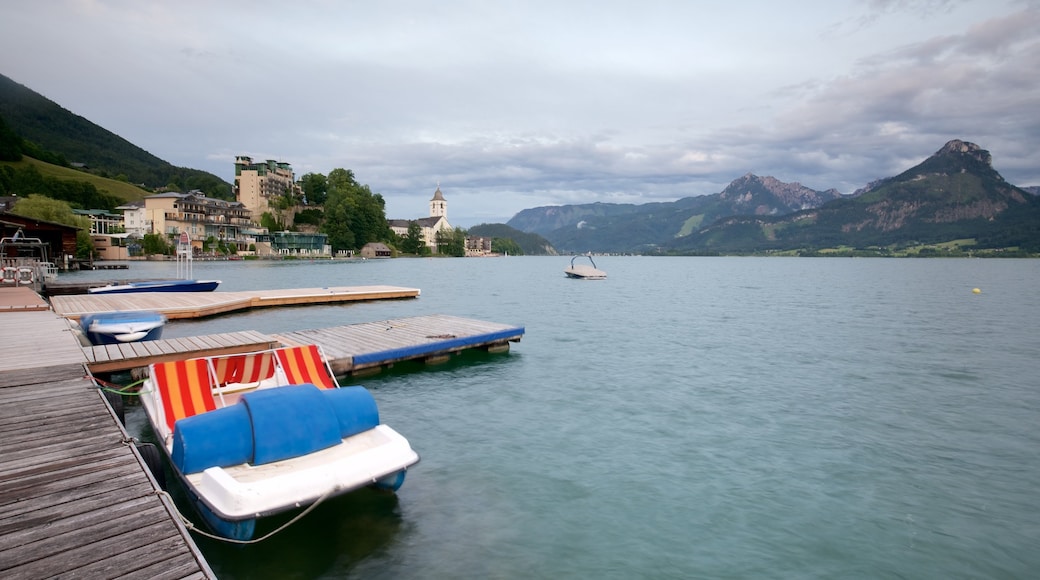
xmin=389 ymin=186 xmax=452 ymax=253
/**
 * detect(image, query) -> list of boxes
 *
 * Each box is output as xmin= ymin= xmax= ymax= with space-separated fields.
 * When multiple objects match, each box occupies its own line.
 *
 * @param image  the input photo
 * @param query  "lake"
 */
xmin=63 ymin=256 xmax=1040 ymax=579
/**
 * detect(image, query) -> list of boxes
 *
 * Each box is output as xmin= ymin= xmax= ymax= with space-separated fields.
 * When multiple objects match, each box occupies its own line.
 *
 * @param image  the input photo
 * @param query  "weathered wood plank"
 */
xmin=0 ymin=361 xmax=211 ymax=578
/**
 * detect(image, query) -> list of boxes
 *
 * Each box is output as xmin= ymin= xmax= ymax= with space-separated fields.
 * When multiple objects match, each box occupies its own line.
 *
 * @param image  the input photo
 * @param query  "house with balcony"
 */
xmin=234 ymin=156 xmax=302 ymax=226
xmin=143 ymin=191 xmax=253 ymax=253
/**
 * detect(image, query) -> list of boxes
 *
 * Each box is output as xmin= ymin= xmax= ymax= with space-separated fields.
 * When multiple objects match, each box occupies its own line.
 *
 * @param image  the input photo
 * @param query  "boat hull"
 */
xmin=80 ymin=311 xmax=166 ymax=346
xmin=565 ymin=256 xmax=606 ymax=279
xmin=139 ymin=350 xmax=419 ymax=541
xmin=88 ymin=279 xmax=220 ymax=294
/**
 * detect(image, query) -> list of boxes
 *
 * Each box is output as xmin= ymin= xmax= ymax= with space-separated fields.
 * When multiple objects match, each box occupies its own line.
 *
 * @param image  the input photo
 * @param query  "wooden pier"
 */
xmin=78 ymin=316 xmax=524 ymax=376
xmin=0 ymin=365 xmax=213 ymax=578
xmin=275 ymin=314 xmax=526 ymax=375
xmin=49 ymin=285 xmax=421 ymax=320
xmin=0 ymin=285 xmax=522 ymax=577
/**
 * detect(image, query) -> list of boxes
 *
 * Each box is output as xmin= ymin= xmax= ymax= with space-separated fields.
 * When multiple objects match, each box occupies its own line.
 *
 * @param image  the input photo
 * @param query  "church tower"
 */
xmin=430 ymin=185 xmax=447 ymax=219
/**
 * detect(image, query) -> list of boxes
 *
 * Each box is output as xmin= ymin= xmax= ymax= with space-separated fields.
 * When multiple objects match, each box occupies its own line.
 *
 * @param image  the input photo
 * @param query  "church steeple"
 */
xmin=430 ymin=184 xmax=447 ymax=219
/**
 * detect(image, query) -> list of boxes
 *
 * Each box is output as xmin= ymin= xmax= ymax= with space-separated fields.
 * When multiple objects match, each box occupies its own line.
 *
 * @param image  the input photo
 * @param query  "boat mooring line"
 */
xmin=165 ymin=486 xmax=340 ymax=545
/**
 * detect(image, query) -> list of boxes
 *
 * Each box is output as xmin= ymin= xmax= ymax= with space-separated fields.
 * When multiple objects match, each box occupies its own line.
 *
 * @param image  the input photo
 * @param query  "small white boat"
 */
xmin=564 ymin=255 xmax=607 ymax=279
xmin=80 ymin=310 xmax=166 ymax=345
xmin=138 ymin=345 xmax=420 ymax=541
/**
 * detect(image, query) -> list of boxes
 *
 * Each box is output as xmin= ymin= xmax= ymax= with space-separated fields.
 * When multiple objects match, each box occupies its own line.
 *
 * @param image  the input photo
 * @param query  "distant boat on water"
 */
xmin=564 ymin=255 xmax=607 ymax=280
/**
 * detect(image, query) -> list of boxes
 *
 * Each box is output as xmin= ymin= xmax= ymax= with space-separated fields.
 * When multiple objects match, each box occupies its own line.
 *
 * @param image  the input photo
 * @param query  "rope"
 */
xmin=87 ymin=375 xmax=147 ymax=396
xmin=155 ymin=487 xmax=340 ymax=544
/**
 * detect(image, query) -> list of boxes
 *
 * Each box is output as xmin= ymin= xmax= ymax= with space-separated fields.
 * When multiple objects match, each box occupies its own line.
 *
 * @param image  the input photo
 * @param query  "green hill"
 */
xmin=2 ymin=156 xmax=151 ymax=203
xmin=0 ymin=73 xmax=230 ymax=198
xmin=468 ymin=223 xmax=557 ymax=255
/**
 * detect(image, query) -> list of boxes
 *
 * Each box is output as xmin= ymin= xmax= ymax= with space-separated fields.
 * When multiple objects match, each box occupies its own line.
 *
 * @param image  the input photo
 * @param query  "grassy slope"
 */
xmin=1 ymin=157 xmax=149 ymax=203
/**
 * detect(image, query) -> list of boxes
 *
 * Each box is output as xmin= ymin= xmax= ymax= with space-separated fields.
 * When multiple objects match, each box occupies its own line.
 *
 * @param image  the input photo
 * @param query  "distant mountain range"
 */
xmin=3 ymin=72 xmax=1038 ymax=256
xmin=509 ymin=140 xmax=1040 ymax=256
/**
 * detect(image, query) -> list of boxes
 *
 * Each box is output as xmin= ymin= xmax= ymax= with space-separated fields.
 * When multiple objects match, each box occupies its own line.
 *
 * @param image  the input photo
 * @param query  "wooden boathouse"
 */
xmin=1 ymin=285 xmax=523 ymax=577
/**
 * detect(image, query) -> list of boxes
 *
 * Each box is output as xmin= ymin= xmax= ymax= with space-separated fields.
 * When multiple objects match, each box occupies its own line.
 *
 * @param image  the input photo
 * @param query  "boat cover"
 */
xmin=171 ymin=384 xmax=380 ymax=474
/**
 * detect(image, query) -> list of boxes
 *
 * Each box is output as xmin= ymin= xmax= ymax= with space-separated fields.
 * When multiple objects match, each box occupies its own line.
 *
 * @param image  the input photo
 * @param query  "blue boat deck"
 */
xmin=274 ymin=314 xmax=525 ymax=374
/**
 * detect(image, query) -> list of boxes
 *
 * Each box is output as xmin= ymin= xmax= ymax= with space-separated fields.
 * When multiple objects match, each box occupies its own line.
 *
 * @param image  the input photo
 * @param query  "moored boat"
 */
xmin=88 ymin=278 xmax=221 ymax=294
xmin=79 ymin=310 xmax=166 ymax=345
xmin=138 ymin=344 xmax=420 ymax=541
xmin=564 ymin=255 xmax=607 ymax=279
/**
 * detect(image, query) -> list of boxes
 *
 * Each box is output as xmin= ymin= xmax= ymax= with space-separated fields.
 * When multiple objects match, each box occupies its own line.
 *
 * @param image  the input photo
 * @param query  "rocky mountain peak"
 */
xmin=936 ymin=139 xmax=992 ymax=167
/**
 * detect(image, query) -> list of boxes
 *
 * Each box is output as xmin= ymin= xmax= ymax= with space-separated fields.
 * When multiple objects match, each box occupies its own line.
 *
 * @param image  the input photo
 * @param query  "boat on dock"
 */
xmin=564 ymin=255 xmax=607 ymax=279
xmin=79 ymin=310 xmax=167 ymax=345
xmin=87 ymin=278 xmax=221 ymax=294
xmin=138 ymin=344 xmax=420 ymax=541
xmin=88 ymin=230 xmax=219 ymax=294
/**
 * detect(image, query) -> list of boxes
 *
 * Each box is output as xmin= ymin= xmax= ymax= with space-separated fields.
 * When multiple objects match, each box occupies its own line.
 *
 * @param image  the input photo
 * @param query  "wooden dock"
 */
xmin=77 ymin=316 xmax=524 ymax=376
xmin=275 ymin=314 xmax=526 ymax=375
xmin=0 ymin=364 xmax=213 ymax=579
xmin=0 ymin=286 xmax=522 ymax=577
xmin=82 ymin=330 xmax=281 ymax=374
xmin=50 ymin=285 xmax=421 ymax=320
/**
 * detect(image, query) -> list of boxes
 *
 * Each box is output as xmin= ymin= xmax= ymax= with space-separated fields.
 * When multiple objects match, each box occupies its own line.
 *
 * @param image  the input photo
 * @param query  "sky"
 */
xmin=2 ymin=0 xmax=1038 ymax=227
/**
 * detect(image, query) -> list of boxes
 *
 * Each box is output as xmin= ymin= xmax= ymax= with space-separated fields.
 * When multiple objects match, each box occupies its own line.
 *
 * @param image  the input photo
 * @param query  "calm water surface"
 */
xmin=66 ymin=257 xmax=1040 ymax=579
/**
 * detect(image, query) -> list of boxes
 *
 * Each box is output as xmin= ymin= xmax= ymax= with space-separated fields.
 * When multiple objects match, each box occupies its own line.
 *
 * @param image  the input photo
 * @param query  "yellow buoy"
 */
xmin=972 ymin=288 xmax=981 ymax=294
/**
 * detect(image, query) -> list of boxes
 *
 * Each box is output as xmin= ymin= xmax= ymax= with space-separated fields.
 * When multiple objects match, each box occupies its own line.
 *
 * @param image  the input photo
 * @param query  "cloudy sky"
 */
xmin=2 ymin=0 xmax=1038 ymax=226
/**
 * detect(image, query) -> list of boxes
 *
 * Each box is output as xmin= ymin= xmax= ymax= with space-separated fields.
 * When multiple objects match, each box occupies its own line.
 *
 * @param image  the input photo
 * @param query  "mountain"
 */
xmin=0 ymin=73 xmax=230 ymax=198
xmin=509 ymin=174 xmax=843 ymax=253
xmin=467 ymin=223 xmax=557 ymax=255
xmin=668 ymin=140 xmax=1040 ymax=254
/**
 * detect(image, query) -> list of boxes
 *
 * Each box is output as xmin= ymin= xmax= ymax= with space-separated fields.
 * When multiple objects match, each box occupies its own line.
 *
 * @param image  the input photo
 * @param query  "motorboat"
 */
xmin=138 ymin=344 xmax=420 ymax=541
xmin=79 ymin=311 xmax=166 ymax=345
xmin=564 ymin=255 xmax=607 ymax=279
xmin=88 ymin=279 xmax=221 ymax=294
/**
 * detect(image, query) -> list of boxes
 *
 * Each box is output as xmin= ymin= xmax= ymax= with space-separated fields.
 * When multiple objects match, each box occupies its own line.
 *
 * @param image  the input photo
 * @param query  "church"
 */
xmin=388 ymin=186 xmax=452 ymax=253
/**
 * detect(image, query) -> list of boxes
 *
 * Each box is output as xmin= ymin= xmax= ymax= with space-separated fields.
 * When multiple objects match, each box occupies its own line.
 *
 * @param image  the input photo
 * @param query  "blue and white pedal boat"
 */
xmin=138 ymin=345 xmax=420 ymax=541
xmin=79 ymin=310 xmax=166 ymax=345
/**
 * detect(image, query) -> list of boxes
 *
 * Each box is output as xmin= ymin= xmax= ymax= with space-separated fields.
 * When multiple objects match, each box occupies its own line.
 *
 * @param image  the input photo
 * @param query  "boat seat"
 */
xmin=151 ymin=358 xmax=218 ymax=434
xmin=211 ymin=351 xmax=276 ymax=387
xmin=274 ymin=344 xmax=338 ymax=389
xmin=170 ymin=384 xmax=381 ymax=474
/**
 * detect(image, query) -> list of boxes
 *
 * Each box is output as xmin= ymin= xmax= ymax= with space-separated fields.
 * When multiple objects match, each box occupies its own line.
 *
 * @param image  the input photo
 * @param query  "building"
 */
xmin=116 ymin=201 xmax=150 ymax=237
xmin=359 ymin=242 xmax=393 ymax=258
xmin=389 ymin=186 xmax=453 ymax=253
xmin=0 ymin=212 xmax=80 ymax=269
xmin=251 ymin=231 xmax=331 ymax=257
xmin=234 ymin=156 xmax=302 ymax=226
xmin=73 ymin=209 xmax=124 ymax=235
xmin=465 ymin=236 xmax=493 ymax=257
xmin=143 ymin=191 xmax=253 ymax=252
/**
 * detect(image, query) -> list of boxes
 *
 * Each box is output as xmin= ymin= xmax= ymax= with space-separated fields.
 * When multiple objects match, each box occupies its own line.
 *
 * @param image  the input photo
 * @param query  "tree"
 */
xmin=435 ymin=227 xmax=467 ymax=257
xmin=321 ymin=168 xmax=392 ymax=253
xmin=11 ymin=194 xmax=90 ymax=228
xmin=400 ymin=221 xmax=426 ymax=255
xmin=141 ymin=233 xmax=172 ymax=255
xmin=300 ymin=172 xmax=328 ymax=206
xmin=492 ymin=237 xmax=523 ymax=256
xmin=0 ymin=115 xmax=23 ymax=161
